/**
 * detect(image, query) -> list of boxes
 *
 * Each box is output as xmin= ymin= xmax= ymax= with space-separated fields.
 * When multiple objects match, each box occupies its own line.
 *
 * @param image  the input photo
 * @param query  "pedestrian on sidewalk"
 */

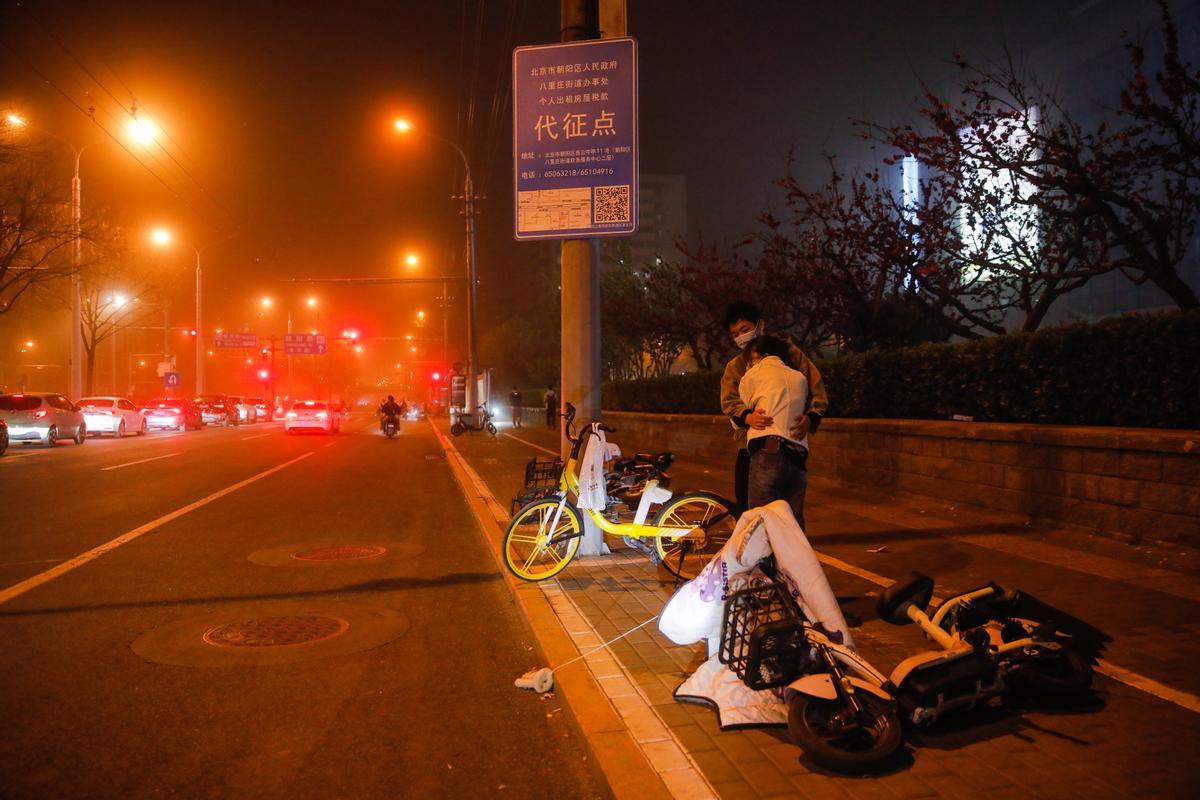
xmin=739 ymin=335 xmax=811 ymax=525
xmin=720 ymin=301 xmax=827 ymax=519
xmin=509 ymin=386 xmax=524 ymax=428
xmin=544 ymin=386 xmax=558 ymax=428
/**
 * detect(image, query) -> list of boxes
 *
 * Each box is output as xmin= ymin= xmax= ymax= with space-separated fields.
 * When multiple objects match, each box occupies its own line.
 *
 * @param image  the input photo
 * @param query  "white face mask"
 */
xmin=733 ymin=325 xmax=762 ymax=350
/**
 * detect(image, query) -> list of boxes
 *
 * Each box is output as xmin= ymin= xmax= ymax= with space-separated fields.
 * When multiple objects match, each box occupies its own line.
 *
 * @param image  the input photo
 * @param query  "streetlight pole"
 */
xmin=194 ymin=248 xmax=203 ymax=395
xmin=69 ymin=145 xmax=88 ymax=400
xmin=393 ymin=123 xmax=480 ymax=417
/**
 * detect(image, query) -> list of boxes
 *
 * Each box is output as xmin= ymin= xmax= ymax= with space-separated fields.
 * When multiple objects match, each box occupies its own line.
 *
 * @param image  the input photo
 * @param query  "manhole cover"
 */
xmin=291 ymin=545 xmax=386 ymax=561
xmin=202 ymin=616 xmax=349 ymax=648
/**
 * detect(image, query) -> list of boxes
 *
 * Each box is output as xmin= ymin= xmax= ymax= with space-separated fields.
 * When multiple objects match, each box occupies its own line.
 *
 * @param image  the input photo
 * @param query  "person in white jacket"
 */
xmin=738 ymin=335 xmax=811 ymax=527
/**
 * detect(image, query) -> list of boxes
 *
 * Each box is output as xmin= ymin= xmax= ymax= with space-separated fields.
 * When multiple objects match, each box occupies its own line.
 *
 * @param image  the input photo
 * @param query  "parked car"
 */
xmin=0 ymin=418 xmax=8 ymax=456
xmin=194 ymin=394 xmax=238 ymax=426
xmin=248 ymin=396 xmax=273 ymax=422
xmin=283 ymin=400 xmax=339 ymax=434
xmin=139 ymin=396 xmax=204 ymax=431
xmin=79 ymin=396 xmax=147 ymax=437
xmin=0 ymin=392 xmax=87 ymax=446
xmin=226 ymin=395 xmax=256 ymax=424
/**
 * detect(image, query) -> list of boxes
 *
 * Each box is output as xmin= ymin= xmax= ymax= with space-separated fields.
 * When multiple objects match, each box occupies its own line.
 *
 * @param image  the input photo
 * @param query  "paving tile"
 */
xmin=659 ymin=768 xmax=719 ymax=800
xmin=672 ymin=723 xmax=719 ymax=754
xmin=690 ymin=748 xmax=746 ymax=784
xmin=710 ymin=736 xmax=778 ymax=779
xmin=736 ymin=758 xmax=796 ymax=797
xmin=610 ymin=694 xmax=669 ymax=743
xmin=708 ymin=780 xmax=761 ymax=800
xmin=641 ymin=739 xmax=693 ymax=773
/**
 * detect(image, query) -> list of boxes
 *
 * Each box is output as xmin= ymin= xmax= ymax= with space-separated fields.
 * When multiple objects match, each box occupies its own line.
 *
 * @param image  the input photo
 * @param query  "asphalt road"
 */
xmin=0 ymin=415 xmax=607 ymax=800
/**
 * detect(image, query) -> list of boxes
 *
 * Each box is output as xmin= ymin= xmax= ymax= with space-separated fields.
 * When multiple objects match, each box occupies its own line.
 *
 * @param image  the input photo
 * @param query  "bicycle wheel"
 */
xmin=652 ymin=491 xmax=737 ymax=580
xmin=503 ymin=498 xmax=584 ymax=581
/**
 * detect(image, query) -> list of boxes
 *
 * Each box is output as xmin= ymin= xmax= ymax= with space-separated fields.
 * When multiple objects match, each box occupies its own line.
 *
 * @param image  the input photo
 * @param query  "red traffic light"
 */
xmin=432 ymin=372 xmax=441 ymax=381
xmin=258 ymin=369 xmax=269 ymax=380
xmin=184 ymin=328 xmax=197 ymax=336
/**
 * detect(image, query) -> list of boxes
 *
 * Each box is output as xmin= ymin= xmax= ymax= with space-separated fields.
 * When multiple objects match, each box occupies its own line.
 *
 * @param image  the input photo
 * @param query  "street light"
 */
xmin=10 ymin=111 xmax=159 ymax=399
xmin=150 ymin=227 xmax=205 ymax=394
xmin=393 ymin=119 xmax=479 ymax=415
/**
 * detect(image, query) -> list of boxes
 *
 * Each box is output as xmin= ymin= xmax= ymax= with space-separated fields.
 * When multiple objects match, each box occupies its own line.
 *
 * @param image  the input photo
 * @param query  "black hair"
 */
xmin=722 ymin=301 xmax=763 ymax=331
xmin=747 ymin=334 xmax=793 ymax=368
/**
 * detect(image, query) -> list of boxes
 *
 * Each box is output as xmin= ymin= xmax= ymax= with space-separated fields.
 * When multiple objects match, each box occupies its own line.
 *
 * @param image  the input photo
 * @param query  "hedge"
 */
xmin=601 ymin=310 xmax=1200 ymax=429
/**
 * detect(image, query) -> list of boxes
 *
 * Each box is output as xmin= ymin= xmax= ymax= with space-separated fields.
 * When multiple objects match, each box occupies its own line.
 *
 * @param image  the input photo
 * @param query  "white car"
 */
xmin=0 ymin=392 xmax=87 ymax=446
xmin=283 ymin=400 xmax=340 ymax=434
xmin=79 ymin=396 xmax=147 ymax=437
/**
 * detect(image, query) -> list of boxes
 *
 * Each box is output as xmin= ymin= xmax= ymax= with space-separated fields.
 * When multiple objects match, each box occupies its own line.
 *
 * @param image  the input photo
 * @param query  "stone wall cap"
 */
xmin=601 ymin=411 xmax=1200 ymax=455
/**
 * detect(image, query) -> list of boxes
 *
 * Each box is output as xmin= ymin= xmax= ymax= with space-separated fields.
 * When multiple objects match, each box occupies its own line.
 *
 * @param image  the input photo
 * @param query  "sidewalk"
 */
xmin=435 ymin=419 xmax=1200 ymax=799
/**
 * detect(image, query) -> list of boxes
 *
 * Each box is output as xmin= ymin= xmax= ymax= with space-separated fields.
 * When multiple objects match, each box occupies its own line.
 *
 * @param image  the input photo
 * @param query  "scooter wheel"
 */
xmin=486 ymin=422 xmax=497 ymax=436
xmin=787 ymin=692 xmax=904 ymax=774
xmin=450 ymin=422 xmax=465 ymax=437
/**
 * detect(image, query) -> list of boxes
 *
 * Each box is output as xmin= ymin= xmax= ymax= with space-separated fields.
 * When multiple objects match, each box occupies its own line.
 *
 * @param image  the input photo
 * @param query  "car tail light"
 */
xmin=34 ymin=409 xmax=48 ymax=419
xmin=286 ymin=411 xmax=298 ymax=419
xmin=170 ymin=408 xmax=181 ymax=414
xmin=316 ymin=411 xmax=328 ymax=419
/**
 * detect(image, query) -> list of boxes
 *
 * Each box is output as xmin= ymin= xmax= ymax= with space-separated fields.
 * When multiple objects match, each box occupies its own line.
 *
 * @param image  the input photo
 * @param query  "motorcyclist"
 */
xmin=379 ymin=395 xmax=406 ymax=432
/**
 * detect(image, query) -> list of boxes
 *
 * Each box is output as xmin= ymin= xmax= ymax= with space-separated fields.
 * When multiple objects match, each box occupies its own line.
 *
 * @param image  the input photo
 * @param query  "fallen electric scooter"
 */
xmin=721 ymin=571 xmax=1105 ymax=773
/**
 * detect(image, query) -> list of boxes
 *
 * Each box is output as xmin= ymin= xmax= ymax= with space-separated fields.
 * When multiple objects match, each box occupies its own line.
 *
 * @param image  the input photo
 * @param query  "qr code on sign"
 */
xmin=594 ymin=185 xmax=631 ymax=224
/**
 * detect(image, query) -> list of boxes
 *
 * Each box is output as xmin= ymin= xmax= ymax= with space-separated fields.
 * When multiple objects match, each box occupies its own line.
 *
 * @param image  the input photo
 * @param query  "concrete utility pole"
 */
xmin=559 ymin=0 xmax=625 ymax=555
xmin=559 ymin=0 xmax=603 ymax=459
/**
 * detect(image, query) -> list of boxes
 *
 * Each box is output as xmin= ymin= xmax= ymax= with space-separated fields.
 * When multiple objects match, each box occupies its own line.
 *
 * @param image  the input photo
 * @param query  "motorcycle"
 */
xmin=721 ymin=571 xmax=1104 ymax=773
xmin=381 ymin=413 xmax=399 ymax=438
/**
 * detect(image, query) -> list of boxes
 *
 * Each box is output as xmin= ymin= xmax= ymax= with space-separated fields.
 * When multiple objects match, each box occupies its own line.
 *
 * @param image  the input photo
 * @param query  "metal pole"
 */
xmin=69 ymin=150 xmax=82 ymax=400
xmin=111 ymin=328 xmax=117 ymax=395
xmin=464 ymin=167 xmax=478 ymax=416
xmin=195 ymin=249 xmax=204 ymax=395
xmin=286 ymin=310 xmax=293 ymax=402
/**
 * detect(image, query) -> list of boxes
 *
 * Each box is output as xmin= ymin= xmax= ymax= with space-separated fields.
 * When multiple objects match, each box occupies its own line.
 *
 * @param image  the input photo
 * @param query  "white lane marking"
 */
xmin=502 ymin=431 xmax=558 ymax=456
xmin=322 ymin=442 xmax=337 ymax=448
xmin=468 ymin=428 xmax=1200 ymax=718
xmin=241 ymin=433 xmax=271 ymax=441
xmin=0 ymin=448 xmax=55 ymax=460
xmin=0 ymin=452 xmax=314 ymax=606
xmin=99 ymin=452 xmax=181 ymax=472
xmin=1095 ymin=661 xmax=1200 ymax=714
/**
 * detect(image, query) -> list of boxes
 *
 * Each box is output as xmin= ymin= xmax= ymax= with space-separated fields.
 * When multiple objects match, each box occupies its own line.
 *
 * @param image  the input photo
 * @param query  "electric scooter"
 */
xmin=721 ymin=571 xmax=1104 ymax=773
xmin=450 ymin=403 xmax=497 ymax=437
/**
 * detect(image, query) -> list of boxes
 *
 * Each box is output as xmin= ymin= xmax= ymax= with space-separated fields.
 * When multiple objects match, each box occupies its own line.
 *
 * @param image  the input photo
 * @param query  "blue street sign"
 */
xmin=163 ymin=371 xmax=180 ymax=389
xmin=513 ymin=37 xmax=638 ymax=240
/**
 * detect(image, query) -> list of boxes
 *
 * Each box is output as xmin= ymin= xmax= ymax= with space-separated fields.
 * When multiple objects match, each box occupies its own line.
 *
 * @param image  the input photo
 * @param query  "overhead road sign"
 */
xmin=284 ymin=334 xmax=327 ymax=355
xmin=214 ymin=332 xmax=259 ymax=349
xmin=513 ymin=37 xmax=638 ymax=240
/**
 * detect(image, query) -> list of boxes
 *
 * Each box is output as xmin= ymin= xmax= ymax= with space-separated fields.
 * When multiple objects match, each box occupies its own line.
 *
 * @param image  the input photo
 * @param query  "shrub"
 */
xmin=602 ymin=310 xmax=1200 ymax=429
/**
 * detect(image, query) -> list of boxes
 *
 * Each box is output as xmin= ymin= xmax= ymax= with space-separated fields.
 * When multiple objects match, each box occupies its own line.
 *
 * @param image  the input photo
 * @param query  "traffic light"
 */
xmin=258 ymin=369 xmax=269 ymax=380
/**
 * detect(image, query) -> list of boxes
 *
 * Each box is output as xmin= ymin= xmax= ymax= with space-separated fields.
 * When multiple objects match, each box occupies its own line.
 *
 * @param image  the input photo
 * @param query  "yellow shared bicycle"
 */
xmin=503 ymin=403 xmax=736 ymax=582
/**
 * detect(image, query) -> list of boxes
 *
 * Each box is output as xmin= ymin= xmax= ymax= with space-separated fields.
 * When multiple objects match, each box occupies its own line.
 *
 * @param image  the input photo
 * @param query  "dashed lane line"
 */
xmin=501 ymin=431 xmax=558 ymax=456
xmin=240 ymin=433 xmax=272 ymax=441
xmin=99 ymin=452 xmax=181 ymax=472
xmin=0 ymin=452 xmax=314 ymax=607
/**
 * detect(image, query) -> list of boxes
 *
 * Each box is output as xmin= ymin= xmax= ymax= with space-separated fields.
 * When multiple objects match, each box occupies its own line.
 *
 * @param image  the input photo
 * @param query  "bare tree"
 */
xmin=0 ymin=146 xmax=85 ymax=314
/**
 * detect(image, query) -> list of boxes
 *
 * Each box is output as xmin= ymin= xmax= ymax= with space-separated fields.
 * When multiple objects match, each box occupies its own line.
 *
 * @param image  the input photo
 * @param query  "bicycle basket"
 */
xmin=511 ymin=457 xmax=565 ymax=513
xmin=719 ymin=580 xmax=810 ymax=690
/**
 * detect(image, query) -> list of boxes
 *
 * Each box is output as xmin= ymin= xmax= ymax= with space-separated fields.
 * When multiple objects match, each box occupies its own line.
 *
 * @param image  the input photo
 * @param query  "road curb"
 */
xmin=431 ymin=421 xmax=673 ymax=800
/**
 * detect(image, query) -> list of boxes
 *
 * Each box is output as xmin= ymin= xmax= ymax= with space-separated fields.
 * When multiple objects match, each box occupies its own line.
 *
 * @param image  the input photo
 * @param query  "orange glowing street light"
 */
xmin=392 ymin=116 xmax=479 ymax=412
xmin=4 ymin=113 xmax=26 ymax=127
xmin=306 ymin=296 xmax=318 ymax=308
xmin=128 ymin=116 xmax=159 ymax=146
xmin=260 ymin=296 xmax=273 ymax=309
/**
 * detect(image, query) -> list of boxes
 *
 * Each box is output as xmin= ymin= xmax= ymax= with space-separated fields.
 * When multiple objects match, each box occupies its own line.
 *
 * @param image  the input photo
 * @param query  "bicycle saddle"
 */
xmin=614 ymin=451 xmax=674 ymax=472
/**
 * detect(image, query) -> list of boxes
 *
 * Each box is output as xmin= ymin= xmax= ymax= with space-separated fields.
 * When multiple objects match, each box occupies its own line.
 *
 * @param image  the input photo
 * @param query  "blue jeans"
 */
xmin=747 ymin=448 xmax=808 ymax=529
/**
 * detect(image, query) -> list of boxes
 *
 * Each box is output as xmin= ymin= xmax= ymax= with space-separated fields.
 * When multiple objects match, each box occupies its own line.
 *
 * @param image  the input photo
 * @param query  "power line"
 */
xmin=18 ymin=5 xmax=238 ymax=223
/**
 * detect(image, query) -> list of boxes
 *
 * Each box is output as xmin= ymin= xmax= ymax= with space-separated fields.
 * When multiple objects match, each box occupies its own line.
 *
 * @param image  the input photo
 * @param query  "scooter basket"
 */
xmin=719 ymin=581 xmax=810 ymax=690
xmin=511 ymin=457 xmax=565 ymax=513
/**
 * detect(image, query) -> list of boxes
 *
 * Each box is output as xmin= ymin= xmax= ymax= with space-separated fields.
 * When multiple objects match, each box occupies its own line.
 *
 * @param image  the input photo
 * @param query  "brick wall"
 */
xmin=604 ymin=412 xmax=1200 ymax=548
